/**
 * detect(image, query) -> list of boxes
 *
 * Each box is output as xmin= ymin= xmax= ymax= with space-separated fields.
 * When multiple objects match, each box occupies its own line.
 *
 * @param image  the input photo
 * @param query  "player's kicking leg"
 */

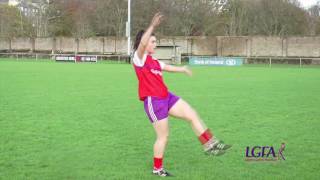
xmin=169 ymin=98 xmax=231 ymax=156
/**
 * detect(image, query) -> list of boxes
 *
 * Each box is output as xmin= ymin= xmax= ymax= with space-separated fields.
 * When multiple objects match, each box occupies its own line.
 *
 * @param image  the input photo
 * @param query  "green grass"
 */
xmin=0 ymin=59 xmax=319 ymax=180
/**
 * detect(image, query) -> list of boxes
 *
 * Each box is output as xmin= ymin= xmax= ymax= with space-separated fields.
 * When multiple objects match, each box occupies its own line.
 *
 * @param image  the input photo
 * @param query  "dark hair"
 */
xmin=133 ymin=30 xmax=155 ymax=51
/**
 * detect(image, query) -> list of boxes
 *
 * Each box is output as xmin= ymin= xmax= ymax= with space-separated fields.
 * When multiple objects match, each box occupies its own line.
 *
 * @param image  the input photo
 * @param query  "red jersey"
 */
xmin=133 ymin=52 xmax=168 ymax=101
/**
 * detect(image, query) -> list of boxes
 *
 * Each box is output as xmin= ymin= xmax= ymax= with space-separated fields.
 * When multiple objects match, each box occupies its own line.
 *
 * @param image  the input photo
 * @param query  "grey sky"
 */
xmin=298 ymin=0 xmax=319 ymax=8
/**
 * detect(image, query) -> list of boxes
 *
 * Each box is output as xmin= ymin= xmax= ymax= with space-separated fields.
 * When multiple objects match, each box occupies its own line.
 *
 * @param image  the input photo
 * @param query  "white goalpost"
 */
xmin=127 ymin=0 xmax=131 ymax=56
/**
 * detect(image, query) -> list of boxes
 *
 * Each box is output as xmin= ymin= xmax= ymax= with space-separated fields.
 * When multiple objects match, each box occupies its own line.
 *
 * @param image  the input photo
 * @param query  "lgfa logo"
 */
xmin=245 ymin=143 xmax=286 ymax=161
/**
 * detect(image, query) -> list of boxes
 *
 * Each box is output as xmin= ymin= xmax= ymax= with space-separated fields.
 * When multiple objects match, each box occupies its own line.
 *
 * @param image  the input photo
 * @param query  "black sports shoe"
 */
xmin=204 ymin=139 xmax=232 ymax=156
xmin=214 ymin=140 xmax=232 ymax=151
xmin=152 ymin=168 xmax=172 ymax=177
xmin=205 ymin=148 xmax=226 ymax=156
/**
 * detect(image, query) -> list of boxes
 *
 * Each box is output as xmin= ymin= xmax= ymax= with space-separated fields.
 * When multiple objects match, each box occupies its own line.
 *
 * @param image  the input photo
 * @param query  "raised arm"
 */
xmin=136 ymin=13 xmax=164 ymax=60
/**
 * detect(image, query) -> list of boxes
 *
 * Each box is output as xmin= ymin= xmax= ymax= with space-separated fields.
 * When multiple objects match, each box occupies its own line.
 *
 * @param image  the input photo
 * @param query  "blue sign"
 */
xmin=189 ymin=56 xmax=243 ymax=66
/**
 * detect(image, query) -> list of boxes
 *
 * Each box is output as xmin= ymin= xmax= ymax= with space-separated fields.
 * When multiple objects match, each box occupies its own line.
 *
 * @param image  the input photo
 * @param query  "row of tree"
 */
xmin=0 ymin=0 xmax=320 ymax=39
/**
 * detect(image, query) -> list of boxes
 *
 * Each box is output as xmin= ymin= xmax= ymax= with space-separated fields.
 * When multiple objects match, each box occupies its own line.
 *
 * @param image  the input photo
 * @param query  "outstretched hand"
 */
xmin=183 ymin=66 xmax=193 ymax=77
xmin=150 ymin=12 xmax=164 ymax=28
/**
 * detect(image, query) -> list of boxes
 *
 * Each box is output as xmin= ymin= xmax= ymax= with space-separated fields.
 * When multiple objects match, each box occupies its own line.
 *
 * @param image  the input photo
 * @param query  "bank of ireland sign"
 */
xmin=189 ymin=56 xmax=243 ymax=66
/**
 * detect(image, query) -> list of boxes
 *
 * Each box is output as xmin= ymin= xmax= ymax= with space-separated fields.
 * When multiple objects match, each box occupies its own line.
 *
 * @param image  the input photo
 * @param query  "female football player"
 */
xmin=132 ymin=12 xmax=231 ymax=177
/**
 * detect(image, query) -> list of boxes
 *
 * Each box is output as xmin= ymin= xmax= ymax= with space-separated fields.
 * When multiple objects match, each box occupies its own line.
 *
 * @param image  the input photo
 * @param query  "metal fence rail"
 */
xmin=1 ymin=53 xmax=320 ymax=67
xmin=245 ymin=56 xmax=320 ymax=67
xmin=0 ymin=53 xmax=131 ymax=63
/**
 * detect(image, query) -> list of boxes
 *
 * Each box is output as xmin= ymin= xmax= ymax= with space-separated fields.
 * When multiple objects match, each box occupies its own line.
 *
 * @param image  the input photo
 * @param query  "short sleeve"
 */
xmin=133 ymin=51 xmax=147 ymax=67
xmin=157 ymin=60 xmax=166 ymax=70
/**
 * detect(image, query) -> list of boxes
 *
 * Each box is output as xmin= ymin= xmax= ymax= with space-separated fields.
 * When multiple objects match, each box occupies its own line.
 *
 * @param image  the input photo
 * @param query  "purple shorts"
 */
xmin=143 ymin=92 xmax=180 ymax=123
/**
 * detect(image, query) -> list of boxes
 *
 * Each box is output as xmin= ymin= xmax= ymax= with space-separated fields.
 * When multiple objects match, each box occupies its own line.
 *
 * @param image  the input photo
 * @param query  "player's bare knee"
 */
xmin=183 ymin=114 xmax=193 ymax=122
xmin=185 ymin=108 xmax=198 ymax=122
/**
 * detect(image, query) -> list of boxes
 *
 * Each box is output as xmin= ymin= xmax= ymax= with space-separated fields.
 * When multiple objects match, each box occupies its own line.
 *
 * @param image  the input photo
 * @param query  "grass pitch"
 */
xmin=0 ymin=59 xmax=319 ymax=179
